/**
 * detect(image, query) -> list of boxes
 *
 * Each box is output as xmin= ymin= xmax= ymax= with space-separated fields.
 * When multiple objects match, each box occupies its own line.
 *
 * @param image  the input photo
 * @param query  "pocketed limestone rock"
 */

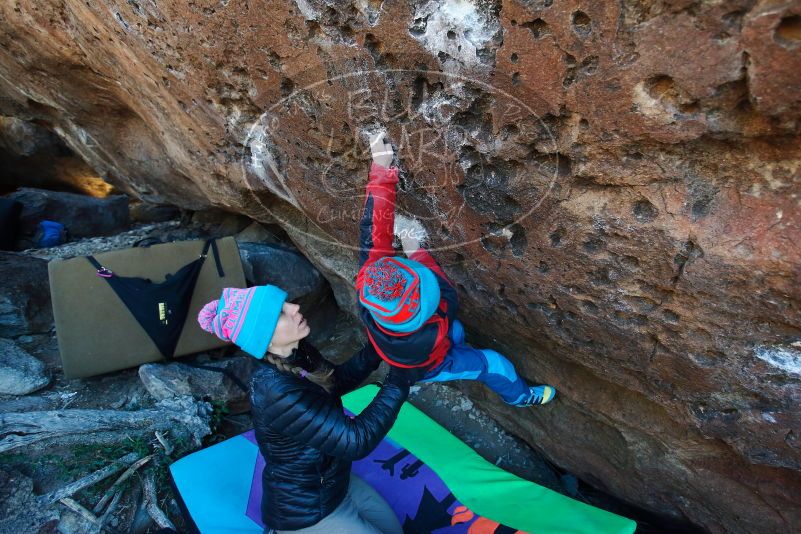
xmin=2 ymin=1 xmax=800 ymax=531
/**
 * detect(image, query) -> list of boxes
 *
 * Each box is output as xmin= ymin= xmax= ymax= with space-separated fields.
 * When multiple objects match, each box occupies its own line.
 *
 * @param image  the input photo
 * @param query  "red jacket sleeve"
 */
xmin=356 ymin=162 xmax=399 ymax=288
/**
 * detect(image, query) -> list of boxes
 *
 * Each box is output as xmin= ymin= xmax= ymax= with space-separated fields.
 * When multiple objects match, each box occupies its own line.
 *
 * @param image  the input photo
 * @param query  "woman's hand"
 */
xmin=369 ymin=131 xmax=394 ymax=168
xmin=386 ymin=365 xmax=428 ymax=389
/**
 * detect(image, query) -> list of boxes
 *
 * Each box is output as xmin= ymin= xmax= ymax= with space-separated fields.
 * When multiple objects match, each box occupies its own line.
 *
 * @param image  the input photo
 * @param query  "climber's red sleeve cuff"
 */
xmin=368 ymin=161 xmax=399 ymax=188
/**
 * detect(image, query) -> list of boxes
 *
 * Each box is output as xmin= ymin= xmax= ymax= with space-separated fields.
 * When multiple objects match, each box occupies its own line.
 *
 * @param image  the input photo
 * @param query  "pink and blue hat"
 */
xmin=358 ymin=256 xmax=440 ymax=333
xmin=198 ymin=285 xmax=287 ymax=358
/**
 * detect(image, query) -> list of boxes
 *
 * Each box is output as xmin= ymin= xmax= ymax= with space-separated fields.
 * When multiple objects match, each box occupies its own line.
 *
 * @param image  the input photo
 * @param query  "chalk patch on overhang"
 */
xmin=754 ymin=345 xmax=801 ymax=376
xmin=294 ymin=0 xmax=321 ymax=21
xmin=409 ymin=0 xmax=501 ymax=70
xmin=394 ymin=214 xmax=429 ymax=243
xmin=355 ymin=0 xmax=384 ymax=26
xmin=247 ymin=121 xmax=300 ymax=208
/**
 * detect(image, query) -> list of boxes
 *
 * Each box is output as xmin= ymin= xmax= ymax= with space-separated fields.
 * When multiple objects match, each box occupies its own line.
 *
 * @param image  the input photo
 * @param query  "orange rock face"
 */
xmin=1 ymin=1 xmax=799 ymax=532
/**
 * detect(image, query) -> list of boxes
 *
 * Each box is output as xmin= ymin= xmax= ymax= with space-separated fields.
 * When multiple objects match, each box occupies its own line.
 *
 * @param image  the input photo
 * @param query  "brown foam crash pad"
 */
xmin=49 ymin=238 xmax=245 ymax=378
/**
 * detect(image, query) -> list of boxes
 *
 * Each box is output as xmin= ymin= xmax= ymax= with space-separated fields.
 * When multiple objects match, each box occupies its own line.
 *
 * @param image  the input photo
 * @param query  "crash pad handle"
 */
xmin=86 ymin=255 xmax=113 ymax=277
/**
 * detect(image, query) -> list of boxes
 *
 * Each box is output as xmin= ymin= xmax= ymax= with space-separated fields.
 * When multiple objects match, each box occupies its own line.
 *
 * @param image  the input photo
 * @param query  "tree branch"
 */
xmin=0 ymin=396 xmax=211 ymax=454
xmin=38 ymin=452 xmax=140 ymax=506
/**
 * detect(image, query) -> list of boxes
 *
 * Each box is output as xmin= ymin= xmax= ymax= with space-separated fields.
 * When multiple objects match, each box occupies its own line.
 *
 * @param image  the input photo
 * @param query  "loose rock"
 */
xmin=235 ymin=221 xmax=284 ymax=245
xmin=0 ymin=252 xmax=51 ymax=337
xmin=129 ymin=201 xmax=181 ymax=224
xmin=238 ymin=241 xmax=326 ymax=302
xmin=22 ymin=221 xmax=197 ymax=261
xmin=0 ymin=467 xmax=60 ymax=533
xmin=0 ymin=338 xmax=49 ymax=395
xmin=8 ymin=187 xmax=129 ymax=244
xmin=139 ymin=356 xmax=255 ymax=412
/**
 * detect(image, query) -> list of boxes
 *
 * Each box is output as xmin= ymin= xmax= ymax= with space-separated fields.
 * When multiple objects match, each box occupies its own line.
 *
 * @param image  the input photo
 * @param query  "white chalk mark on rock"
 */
xmin=247 ymin=120 xmax=300 ymax=208
xmin=355 ymin=0 xmax=383 ymax=26
xmin=394 ymin=214 xmax=429 ymax=242
xmin=754 ymin=345 xmax=801 ymax=376
xmin=294 ymin=0 xmax=321 ymax=21
xmin=409 ymin=0 xmax=501 ymax=70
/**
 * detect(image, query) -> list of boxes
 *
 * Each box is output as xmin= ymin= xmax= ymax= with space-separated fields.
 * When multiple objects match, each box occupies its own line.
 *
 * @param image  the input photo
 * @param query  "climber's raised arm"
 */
xmin=357 ymin=133 xmax=398 ymax=277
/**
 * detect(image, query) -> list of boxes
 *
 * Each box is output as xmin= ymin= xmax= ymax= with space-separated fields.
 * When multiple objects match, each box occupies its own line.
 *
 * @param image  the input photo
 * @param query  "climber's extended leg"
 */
xmin=421 ymin=333 xmax=555 ymax=406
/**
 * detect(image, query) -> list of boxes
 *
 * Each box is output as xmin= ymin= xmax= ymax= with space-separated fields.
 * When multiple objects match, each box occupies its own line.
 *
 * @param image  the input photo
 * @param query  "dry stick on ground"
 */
xmin=155 ymin=431 xmax=173 ymax=456
xmin=96 ymin=487 xmax=126 ymax=534
xmin=59 ymin=497 xmax=100 ymax=525
xmin=92 ymin=454 xmax=153 ymax=514
xmin=0 ymin=394 xmax=63 ymax=413
xmin=118 ymin=483 xmax=144 ymax=534
xmin=143 ymin=468 xmax=176 ymax=531
xmin=0 ymin=396 xmax=211 ymax=453
xmin=38 ymin=452 xmax=140 ymax=506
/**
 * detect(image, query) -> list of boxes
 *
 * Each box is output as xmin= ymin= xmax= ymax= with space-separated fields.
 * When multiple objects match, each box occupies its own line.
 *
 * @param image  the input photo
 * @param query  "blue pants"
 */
xmin=420 ymin=320 xmax=531 ymax=405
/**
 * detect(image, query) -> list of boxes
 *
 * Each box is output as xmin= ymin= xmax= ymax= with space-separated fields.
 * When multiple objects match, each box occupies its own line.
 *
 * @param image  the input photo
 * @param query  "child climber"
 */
xmin=356 ymin=132 xmax=556 ymax=407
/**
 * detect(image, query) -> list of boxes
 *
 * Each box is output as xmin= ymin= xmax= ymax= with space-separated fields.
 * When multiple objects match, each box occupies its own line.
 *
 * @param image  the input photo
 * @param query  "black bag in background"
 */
xmin=0 ymin=198 xmax=22 ymax=250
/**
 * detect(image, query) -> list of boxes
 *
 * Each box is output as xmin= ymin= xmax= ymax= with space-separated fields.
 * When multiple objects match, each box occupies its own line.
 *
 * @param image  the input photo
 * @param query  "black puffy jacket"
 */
xmin=250 ymin=339 xmax=409 ymax=531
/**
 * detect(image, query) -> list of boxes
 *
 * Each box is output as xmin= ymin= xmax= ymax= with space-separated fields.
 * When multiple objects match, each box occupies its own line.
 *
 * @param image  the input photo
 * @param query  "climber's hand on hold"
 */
xmin=369 ymin=131 xmax=394 ymax=168
xmin=394 ymin=216 xmax=427 ymax=256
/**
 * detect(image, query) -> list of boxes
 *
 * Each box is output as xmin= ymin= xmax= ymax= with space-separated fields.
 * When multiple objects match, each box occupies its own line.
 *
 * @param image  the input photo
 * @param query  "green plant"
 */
xmin=209 ymin=399 xmax=230 ymax=434
xmin=167 ymin=435 xmax=192 ymax=461
xmin=0 ymin=452 xmax=27 ymax=468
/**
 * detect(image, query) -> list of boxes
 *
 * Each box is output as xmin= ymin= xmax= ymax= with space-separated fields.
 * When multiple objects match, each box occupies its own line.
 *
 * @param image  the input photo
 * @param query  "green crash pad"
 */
xmin=343 ymin=385 xmax=637 ymax=534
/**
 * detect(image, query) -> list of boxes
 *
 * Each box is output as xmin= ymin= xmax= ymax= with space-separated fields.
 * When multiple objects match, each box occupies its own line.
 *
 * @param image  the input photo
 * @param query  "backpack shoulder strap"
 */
xmin=201 ymin=239 xmax=225 ymax=277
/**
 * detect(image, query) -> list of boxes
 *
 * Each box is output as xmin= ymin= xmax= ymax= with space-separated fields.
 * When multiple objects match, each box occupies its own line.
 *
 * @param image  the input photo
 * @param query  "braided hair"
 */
xmin=264 ymin=341 xmax=335 ymax=393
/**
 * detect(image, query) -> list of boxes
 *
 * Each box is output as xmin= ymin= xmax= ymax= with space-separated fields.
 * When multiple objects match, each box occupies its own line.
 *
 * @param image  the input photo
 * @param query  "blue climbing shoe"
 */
xmin=514 ymin=385 xmax=556 ymax=407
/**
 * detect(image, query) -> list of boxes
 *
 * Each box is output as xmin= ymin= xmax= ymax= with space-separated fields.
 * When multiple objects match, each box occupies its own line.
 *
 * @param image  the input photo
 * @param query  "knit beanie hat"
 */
xmin=358 ymin=256 xmax=440 ymax=333
xmin=197 ymin=285 xmax=287 ymax=358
